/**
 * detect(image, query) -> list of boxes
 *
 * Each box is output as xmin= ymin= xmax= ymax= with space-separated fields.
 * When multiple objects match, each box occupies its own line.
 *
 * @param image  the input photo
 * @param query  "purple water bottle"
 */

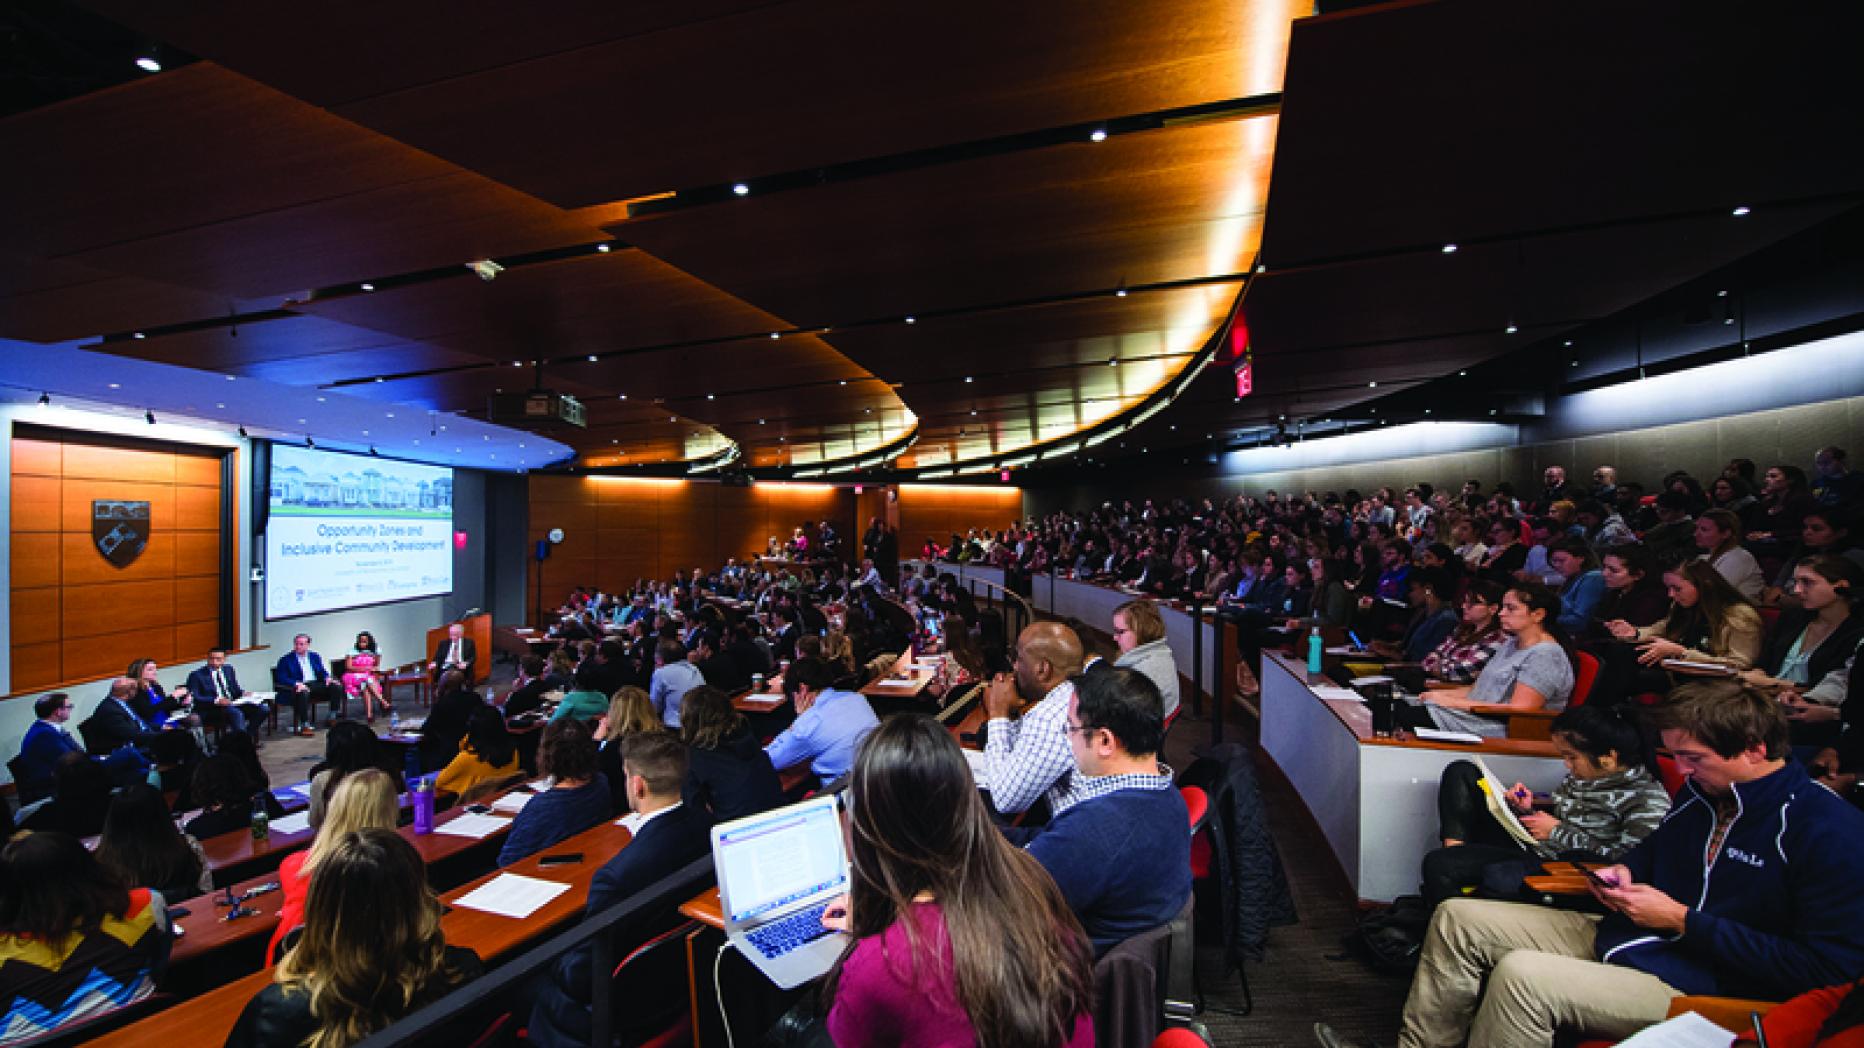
xmin=412 ymin=779 xmax=434 ymax=835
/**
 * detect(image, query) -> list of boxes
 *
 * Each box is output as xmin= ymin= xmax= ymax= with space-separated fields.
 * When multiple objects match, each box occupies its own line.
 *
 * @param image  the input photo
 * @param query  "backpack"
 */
xmin=1337 ymin=895 xmax=1432 ymax=975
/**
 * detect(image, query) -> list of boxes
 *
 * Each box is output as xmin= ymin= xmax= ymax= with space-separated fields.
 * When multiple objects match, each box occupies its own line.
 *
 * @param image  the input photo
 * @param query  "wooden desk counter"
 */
xmin=679 ymin=886 xmax=725 ymax=931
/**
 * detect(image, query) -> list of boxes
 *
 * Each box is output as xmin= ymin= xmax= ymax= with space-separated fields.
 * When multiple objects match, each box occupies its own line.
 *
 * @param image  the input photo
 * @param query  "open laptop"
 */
xmin=710 ymin=793 xmax=851 ymax=989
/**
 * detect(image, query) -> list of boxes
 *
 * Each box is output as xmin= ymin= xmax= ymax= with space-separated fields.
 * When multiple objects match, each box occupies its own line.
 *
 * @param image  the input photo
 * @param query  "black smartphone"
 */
xmin=465 ymin=804 xmax=492 ymax=814
xmin=538 ymin=853 xmax=584 ymax=868
xmin=1569 ymin=861 xmax=1617 ymax=889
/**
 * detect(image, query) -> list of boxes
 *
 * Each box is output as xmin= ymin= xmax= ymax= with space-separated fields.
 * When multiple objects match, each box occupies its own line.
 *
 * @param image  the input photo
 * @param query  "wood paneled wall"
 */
xmin=526 ymin=477 xmax=852 ymax=598
xmin=11 ymin=432 xmax=227 ymax=692
xmin=894 ymin=484 xmax=1026 ymax=559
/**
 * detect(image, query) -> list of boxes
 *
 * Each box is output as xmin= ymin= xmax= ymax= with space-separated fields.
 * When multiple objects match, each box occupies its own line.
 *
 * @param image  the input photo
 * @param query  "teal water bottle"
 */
xmin=1306 ymin=621 xmax=1324 ymax=676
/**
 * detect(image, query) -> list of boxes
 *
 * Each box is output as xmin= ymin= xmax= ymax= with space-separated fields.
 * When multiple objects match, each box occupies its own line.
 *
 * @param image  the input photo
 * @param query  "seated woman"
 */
xmin=1417 ymin=582 xmax=1576 ymax=738
xmin=1421 ymin=579 xmax=1508 ymax=684
xmin=95 ymin=783 xmax=212 ymax=903
xmin=548 ymin=663 xmax=610 ymax=724
xmin=184 ymin=753 xmax=285 ymax=839
xmin=1545 ymin=535 xmax=1606 ymax=634
xmin=308 ymin=721 xmax=402 ymax=830
xmin=818 ymin=715 xmax=1095 ymax=1047
xmin=1763 ymin=506 xmax=1864 ymax=606
xmin=1588 ymin=544 xmax=1671 ymax=638
xmin=267 ymin=768 xmax=398 ymax=965
xmin=1421 ymin=705 xmax=1672 ymax=903
xmin=0 ymin=832 xmax=172 ymax=1041
xmin=343 ymin=630 xmax=387 ymax=723
xmin=1696 ymin=508 xmax=1766 ymax=602
xmin=434 ymin=706 xmax=520 ymax=803
xmin=419 ymin=671 xmax=482 ymax=774
xmin=498 ymin=718 xmax=611 ymax=867
xmin=1603 ymin=559 xmax=1765 ymax=695
xmin=594 ymin=686 xmax=661 ymax=812
xmin=1370 ymin=566 xmax=1459 ymax=664
xmin=680 ymin=685 xmax=783 ymax=824
xmin=1749 ymin=555 xmax=1864 ymax=690
xmin=228 ymin=829 xmax=484 ymax=1048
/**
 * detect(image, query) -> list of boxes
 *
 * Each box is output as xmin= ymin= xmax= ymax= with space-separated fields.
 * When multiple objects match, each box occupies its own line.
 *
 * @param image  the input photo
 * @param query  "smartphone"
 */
xmin=465 ymin=804 xmax=492 ymax=814
xmin=1569 ymin=861 xmax=1617 ymax=889
xmin=538 ymin=853 xmax=584 ymax=868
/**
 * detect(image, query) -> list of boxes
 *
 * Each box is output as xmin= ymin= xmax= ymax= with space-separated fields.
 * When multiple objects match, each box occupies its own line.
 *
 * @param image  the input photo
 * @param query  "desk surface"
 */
xmin=98 ymin=805 xmax=635 ymax=1048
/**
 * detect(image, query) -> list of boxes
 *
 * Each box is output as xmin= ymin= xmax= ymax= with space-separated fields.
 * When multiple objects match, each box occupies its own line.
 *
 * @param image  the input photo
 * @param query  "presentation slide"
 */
xmin=265 ymin=445 xmax=454 ymax=619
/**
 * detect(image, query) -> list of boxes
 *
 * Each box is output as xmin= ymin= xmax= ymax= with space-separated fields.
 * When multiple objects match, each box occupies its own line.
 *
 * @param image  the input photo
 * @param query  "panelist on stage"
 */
xmin=274 ymin=634 xmax=343 ymax=736
xmin=183 ymin=649 xmax=251 ymax=735
xmin=429 ymin=622 xmax=477 ymax=682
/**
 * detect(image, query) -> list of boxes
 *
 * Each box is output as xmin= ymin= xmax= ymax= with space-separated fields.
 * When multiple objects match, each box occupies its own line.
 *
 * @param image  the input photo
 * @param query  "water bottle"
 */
xmin=250 ymin=794 xmax=270 ymax=841
xmin=412 ymin=779 xmax=435 ymax=835
xmin=389 ymin=707 xmax=401 ymax=732
xmin=1306 ymin=620 xmax=1324 ymax=677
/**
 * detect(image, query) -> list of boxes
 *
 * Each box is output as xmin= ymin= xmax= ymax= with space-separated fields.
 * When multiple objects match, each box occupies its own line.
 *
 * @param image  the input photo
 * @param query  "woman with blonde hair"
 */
xmin=229 ymin=829 xmax=482 ymax=1048
xmin=595 ymin=685 xmax=661 ymax=811
xmin=266 ymin=767 xmax=399 ymax=965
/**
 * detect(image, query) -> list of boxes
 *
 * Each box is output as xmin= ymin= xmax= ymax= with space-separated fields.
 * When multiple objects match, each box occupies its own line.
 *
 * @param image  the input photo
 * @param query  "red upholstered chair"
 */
xmin=1655 ymin=752 xmax=1688 ymax=797
xmin=1757 ymin=603 xmax=1784 ymax=644
xmin=1152 ymin=1027 xmax=1213 ymax=1048
xmin=1183 ymin=786 xmax=1211 ymax=879
xmin=1571 ymin=651 xmax=1601 ymax=708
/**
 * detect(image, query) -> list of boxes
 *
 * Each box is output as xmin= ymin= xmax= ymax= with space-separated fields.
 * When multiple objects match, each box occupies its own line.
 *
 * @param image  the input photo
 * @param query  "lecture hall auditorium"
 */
xmin=2 ymin=1 xmax=1863 ymax=1046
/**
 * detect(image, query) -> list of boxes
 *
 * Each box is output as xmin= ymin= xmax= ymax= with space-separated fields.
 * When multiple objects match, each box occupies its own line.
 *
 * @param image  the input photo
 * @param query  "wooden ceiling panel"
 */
xmin=618 ymin=117 xmax=1275 ymax=327
xmin=0 ymin=261 xmax=230 ymax=343
xmin=229 ymin=0 xmax=1304 ymax=209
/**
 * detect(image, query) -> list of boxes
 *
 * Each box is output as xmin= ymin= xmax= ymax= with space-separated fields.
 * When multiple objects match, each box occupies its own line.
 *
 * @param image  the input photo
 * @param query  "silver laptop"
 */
xmin=710 ymin=793 xmax=851 ymax=989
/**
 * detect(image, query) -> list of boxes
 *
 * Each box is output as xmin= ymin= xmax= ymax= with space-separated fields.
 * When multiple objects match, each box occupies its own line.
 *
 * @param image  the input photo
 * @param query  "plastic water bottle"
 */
xmin=1306 ymin=621 xmax=1324 ymax=677
xmin=412 ymin=779 xmax=434 ymax=835
xmin=389 ymin=707 xmax=401 ymax=732
xmin=250 ymin=794 xmax=270 ymax=841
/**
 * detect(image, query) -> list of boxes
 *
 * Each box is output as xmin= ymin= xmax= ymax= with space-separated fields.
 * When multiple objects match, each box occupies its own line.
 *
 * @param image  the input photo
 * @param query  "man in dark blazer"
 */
xmin=183 ymin=649 xmax=251 ymax=734
xmin=527 ymin=732 xmax=711 ymax=1048
xmin=429 ymin=621 xmax=477 ymax=682
xmin=85 ymin=678 xmax=165 ymax=755
xmin=273 ymin=633 xmax=342 ymax=735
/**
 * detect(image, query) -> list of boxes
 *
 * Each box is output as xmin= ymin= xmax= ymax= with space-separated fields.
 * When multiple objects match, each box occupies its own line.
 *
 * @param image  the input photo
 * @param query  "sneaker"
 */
xmin=1312 ymin=1023 xmax=1373 ymax=1048
xmin=296 ymin=726 xmax=315 ymax=737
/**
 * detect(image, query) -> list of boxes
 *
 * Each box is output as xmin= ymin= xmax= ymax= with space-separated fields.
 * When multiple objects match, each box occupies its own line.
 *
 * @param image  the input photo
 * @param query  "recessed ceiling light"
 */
xmin=316 ymin=396 xmax=326 ymax=401
xmin=1115 ymin=287 xmax=1128 ymax=297
xmin=904 ymin=316 xmax=916 ymax=325
xmin=108 ymin=382 xmax=120 ymax=389
xmin=706 ymin=394 xmax=715 ymax=400
xmin=758 ymin=419 xmax=766 ymax=424
xmin=1090 ymin=129 xmax=1108 ymax=143
xmin=732 ymin=183 xmax=749 ymax=196
xmin=839 ymin=380 xmax=847 ymax=386
xmin=618 ymin=394 xmax=627 ymax=400
xmin=225 ymin=375 xmax=236 ymax=381
xmin=597 ymin=244 xmax=611 ymax=253
xmin=971 ymin=410 xmax=979 ymax=416
xmin=1505 ymin=324 xmax=1518 ymax=334
xmin=511 ymin=360 xmax=523 ymax=367
xmin=587 ymin=355 xmax=598 ymax=362
xmin=132 ymin=332 xmax=146 ymax=340
xmin=1107 ymin=357 xmax=1118 ymax=367
xmin=361 ymin=429 xmax=369 ymax=436
xmin=1563 ymin=340 xmax=1573 ymax=347
xmin=1441 ymin=243 xmax=1458 ymax=254
xmin=1368 ymin=381 xmax=1378 ymax=388
xmin=134 ymin=56 xmax=161 ymax=73
xmin=360 ymin=282 xmax=375 ymax=292
xmin=1717 ymin=289 xmax=1729 ymax=297
xmin=1458 ymin=370 xmax=1467 ymax=377
xmin=769 ymin=332 xmax=780 ymax=340
xmin=1731 ymin=205 xmax=1750 ymax=216
xmin=964 ymin=376 xmax=974 ymax=383
xmin=215 ymin=402 xmax=225 ymax=409
xmin=296 ymin=418 xmax=306 ymax=424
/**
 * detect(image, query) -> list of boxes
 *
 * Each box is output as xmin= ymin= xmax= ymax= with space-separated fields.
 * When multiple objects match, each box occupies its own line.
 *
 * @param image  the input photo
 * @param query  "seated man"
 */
xmin=86 ymin=677 xmax=174 ymax=757
xmin=428 ymin=621 xmax=477 ymax=682
xmin=979 ymin=621 xmax=1088 ymax=816
xmin=764 ymin=656 xmax=878 ymax=788
xmin=1008 ymin=666 xmax=1190 ymax=955
xmin=273 ymin=633 xmax=342 ymax=736
xmin=19 ymin=693 xmax=144 ymax=801
xmin=1317 ymin=680 xmax=1864 ymax=1048
xmin=182 ymin=649 xmax=251 ymax=735
xmin=649 ymin=637 xmax=705 ymax=730
xmin=527 ymin=732 xmax=710 ymax=1048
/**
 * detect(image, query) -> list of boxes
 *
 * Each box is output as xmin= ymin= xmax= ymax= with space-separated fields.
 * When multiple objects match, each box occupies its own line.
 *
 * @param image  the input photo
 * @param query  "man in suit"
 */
xmin=273 ymin=633 xmax=342 ymax=736
xmin=527 ymin=731 xmax=710 ymax=1048
xmin=183 ymin=649 xmax=251 ymax=735
xmin=429 ymin=621 xmax=477 ymax=682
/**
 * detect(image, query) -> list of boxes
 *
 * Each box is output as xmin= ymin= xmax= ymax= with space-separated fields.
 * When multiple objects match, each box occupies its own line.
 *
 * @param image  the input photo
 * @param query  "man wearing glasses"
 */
xmin=16 ymin=692 xmax=146 ymax=802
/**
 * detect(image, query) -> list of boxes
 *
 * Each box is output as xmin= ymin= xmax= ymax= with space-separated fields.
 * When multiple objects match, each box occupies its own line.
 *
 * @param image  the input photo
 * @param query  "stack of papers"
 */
xmin=269 ymin=812 xmax=313 ymax=835
xmin=1614 ymin=1012 xmax=1737 ymax=1048
xmin=490 ymin=793 xmax=533 ymax=813
xmin=451 ymin=874 xmax=572 ymax=919
xmin=962 ymin=748 xmax=990 ymax=789
xmin=1311 ymin=685 xmax=1363 ymax=703
xmin=1414 ymin=727 xmax=1485 ymax=745
xmin=872 ymin=679 xmax=920 ymax=689
xmin=435 ymin=812 xmax=512 ymax=838
xmin=527 ymin=777 xmax=555 ymax=792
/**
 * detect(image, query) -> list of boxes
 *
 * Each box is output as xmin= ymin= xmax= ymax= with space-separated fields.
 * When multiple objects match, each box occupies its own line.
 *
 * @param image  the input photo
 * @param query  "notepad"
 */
xmin=1413 ymin=727 xmax=1485 ymax=745
xmin=269 ymin=812 xmax=313 ymax=835
xmin=435 ymin=812 xmax=511 ymax=838
xmin=872 ymin=679 xmax=921 ymax=689
xmin=1613 ymin=1012 xmax=1736 ymax=1048
xmin=1311 ymin=685 xmax=1363 ymax=703
xmin=490 ymin=792 xmax=533 ymax=813
xmin=451 ymin=874 xmax=572 ymax=919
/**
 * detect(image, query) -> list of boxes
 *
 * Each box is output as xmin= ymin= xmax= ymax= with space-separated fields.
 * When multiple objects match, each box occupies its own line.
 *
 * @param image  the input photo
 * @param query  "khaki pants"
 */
xmin=1398 ymin=899 xmax=1680 ymax=1048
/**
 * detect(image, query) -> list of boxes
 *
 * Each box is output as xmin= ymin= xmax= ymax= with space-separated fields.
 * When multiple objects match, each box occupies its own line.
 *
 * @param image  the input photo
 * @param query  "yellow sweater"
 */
xmin=434 ymin=746 xmax=520 ymax=800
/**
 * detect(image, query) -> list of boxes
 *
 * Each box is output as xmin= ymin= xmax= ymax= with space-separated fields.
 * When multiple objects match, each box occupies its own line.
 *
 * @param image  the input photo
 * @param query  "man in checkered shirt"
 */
xmin=979 ymin=621 xmax=1089 ymax=816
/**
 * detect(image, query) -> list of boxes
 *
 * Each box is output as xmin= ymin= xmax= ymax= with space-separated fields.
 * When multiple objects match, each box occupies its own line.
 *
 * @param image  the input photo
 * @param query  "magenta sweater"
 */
xmin=826 ymin=902 xmax=1092 ymax=1048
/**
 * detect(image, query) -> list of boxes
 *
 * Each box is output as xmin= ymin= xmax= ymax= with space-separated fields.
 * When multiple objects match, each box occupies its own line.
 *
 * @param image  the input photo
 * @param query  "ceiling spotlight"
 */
xmin=732 ymin=183 xmax=750 ymax=196
xmin=1090 ymin=129 xmax=1108 ymax=143
xmin=1563 ymin=340 xmax=1573 ymax=347
xmin=1731 ymin=205 xmax=1750 ymax=216
xmin=587 ymin=354 xmax=598 ymax=362
xmin=1115 ymin=285 xmax=1128 ymax=298
xmin=971 ymin=409 xmax=979 ymax=416
xmin=134 ymin=55 xmax=161 ymax=73
xmin=238 ymin=426 xmax=248 ymax=438
xmin=225 ymin=375 xmax=236 ymax=381
xmin=359 ymin=282 xmax=376 ymax=292
xmin=596 ymin=243 xmax=612 ymax=253
xmin=1441 ymin=243 xmax=1458 ymax=254
xmin=706 ymin=394 xmax=715 ymax=400
xmin=618 ymin=394 xmax=627 ymax=400
xmin=839 ymin=380 xmax=847 ymax=386
xmin=145 ymin=409 xmax=156 ymax=424
xmin=904 ymin=316 xmax=916 ymax=325
xmin=132 ymin=332 xmax=146 ymax=340
xmin=1717 ymin=289 xmax=1729 ymax=297
xmin=1505 ymin=324 xmax=1518 ymax=334
xmin=1107 ymin=357 xmax=1118 ymax=367
xmin=758 ymin=418 xmax=766 ymax=425
xmin=1367 ymin=380 xmax=1378 ymax=388
xmin=1458 ymin=370 xmax=1468 ymax=377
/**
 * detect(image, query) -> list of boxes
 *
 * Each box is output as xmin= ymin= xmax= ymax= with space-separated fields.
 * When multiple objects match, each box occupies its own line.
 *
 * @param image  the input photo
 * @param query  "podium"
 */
xmin=426 ymin=613 xmax=492 ymax=685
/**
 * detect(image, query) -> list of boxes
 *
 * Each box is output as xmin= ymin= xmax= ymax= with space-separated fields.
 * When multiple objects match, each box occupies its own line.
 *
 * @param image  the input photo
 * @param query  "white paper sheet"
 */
xmin=1311 ymin=685 xmax=1363 ymax=703
xmin=1613 ymin=1012 xmax=1737 ymax=1048
xmin=435 ymin=812 xmax=512 ymax=838
xmin=1413 ymin=727 xmax=1485 ymax=745
xmin=962 ymin=748 xmax=990 ymax=789
xmin=268 ymin=812 xmax=313 ymax=835
xmin=491 ymin=792 xmax=533 ymax=813
xmin=450 ymin=874 xmax=572 ymax=919
xmin=871 ymin=679 xmax=921 ymax=689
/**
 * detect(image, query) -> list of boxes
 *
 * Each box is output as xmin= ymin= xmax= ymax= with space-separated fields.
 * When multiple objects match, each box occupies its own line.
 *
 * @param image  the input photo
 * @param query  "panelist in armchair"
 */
xmin=428 ymin=622 xmax=477 ymax=683
xmin=183 ymin=649 xmax=251 ymax=735
xmin=274 ymin=633 xmax=343 ymax=736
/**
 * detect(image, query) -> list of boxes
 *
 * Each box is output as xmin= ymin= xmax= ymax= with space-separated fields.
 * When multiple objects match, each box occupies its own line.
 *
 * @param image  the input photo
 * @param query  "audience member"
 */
xmin=549 ymin=662 xmax=610 ymax=724
xmin=1605 ymin=559 xmax=1765 ymax=679
xmin=594 ymin=685 xmax=661 ymax=812
xmin=1421 ymin=580 xmax=1508 ymax=684
xmin=1589 ymin=544 xmax=1671 ymax=636
xmin=22 ymin=752 xmax=116 ymax=838
xmin=1372 ymin=567 xmax=1460 ymax=664
xmin=228 ymin=829 xmax=483 ymax=1048
xmin=680 ymin=685 xmax=784 ymax=823
xmin=96 ymin=783 xmax=212 ymax=903
xmin=308 ymin=721 xmax=400 ymax=829
xmin=1546 ymin=536 xmax=1606 ymax=633
xmin=649 ymin=637 xmax=705 ymax=730
xmin=1813 ymin=446 xmax=1864 ymax=508
xmin=765 ymin=656 xmax=879 ymax=788
xmin=979 ymin=621 xmax=1089 ymax=815
xmin=185 ymin=752 xmax=283 ymax=839
xmin=420 ymin=670 xmax=482 ymax=773
xmin=499 ymin=718 xmax=610 ymax=866
xmin=434 ymin=705 xmax=521 ymax=801
xmin=1697 ymin=508 xmax=1767 ymax=601
xmin=0 ymin=832 xmax=171 ymax=1042
xmin=818 ymin=715 xmax=1094 ymax=1047
xmin=1111 ymin=598 xmax=1181 ymax=720
xmin=502 ymin=655 xmax=556 ymax=718
xmin=1749 ymin=556 xmax=1864 ymax=689
xmin=267 ymin=768 xmax=399 ymax=966
xmin=1421 ymin=582 xmax=1575 ymax=737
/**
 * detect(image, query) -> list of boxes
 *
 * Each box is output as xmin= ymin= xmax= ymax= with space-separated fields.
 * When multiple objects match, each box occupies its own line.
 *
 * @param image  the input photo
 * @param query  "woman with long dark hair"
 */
xmin=434 ymin=705 xmax=520 ymax=802
xmin=819 ymin=715 xmax=1094 ymax=1047
xmin=1421 ymin=579 xmax=1508 ymax=684
xmin=680 ymin=685 xmax=783 ymax=823
xmin=1421 ymin=581 xmax=1577 ymax=737
xmin=96 ymin=783 xmax=212 ymax=902
xmin=308 ymin=720 xmax=401 ymax=830
xmin=228 ymin=829 xmax=482 ymax=1048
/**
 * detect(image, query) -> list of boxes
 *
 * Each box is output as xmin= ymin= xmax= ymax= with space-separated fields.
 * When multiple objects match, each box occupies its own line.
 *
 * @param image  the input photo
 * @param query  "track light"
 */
xmin=145 ymin=409 xmax=156 ymax=425
xmin=238 ymin=426 xmax=248 ymax=438
xmin=305 ymin=436 xmax=315 ymax=448
xmin=37 ymin=392 xmax=49 ymax=406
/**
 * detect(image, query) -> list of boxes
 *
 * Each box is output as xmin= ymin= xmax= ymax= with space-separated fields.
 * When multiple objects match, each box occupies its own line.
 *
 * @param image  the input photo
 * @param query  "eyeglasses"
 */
xmin=1063 ymin=721 xmax=1097 ymax=737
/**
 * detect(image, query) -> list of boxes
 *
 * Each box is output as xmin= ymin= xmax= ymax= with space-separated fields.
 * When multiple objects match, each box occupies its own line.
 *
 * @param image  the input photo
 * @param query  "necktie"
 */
xmin=450 ymin=640 xmax=461 ymax=666
xmin=215 ymin=669 xmax=228 ymax=697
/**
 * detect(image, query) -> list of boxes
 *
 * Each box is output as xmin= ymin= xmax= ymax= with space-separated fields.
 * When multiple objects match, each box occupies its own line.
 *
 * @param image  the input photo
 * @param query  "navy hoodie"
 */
xmin=1595 ymin=760 xmax=1864 ymax=999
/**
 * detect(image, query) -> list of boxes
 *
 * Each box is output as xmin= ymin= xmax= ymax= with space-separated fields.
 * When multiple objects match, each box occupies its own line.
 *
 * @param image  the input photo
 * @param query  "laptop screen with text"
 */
xmin=717 ymin=799 xmax=848 ymax=925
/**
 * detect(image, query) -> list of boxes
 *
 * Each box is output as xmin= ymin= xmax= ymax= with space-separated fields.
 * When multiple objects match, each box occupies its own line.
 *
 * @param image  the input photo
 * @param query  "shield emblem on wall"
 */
xmin=92 ymin=500 xmax=151 ymax=567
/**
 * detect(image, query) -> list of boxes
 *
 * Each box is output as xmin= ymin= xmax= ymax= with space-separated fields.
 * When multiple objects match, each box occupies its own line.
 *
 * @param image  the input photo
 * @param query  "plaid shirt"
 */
xmin=1072 ymin=763 xmax=1175 ymax=805
xmin=983 ymin=680 xmax=1090 ymax=815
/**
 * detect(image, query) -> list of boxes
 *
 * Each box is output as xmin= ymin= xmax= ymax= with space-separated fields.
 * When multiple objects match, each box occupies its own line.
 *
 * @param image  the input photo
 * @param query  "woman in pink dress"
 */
xmin=343 ymin=630 xmax=386 ymax=722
